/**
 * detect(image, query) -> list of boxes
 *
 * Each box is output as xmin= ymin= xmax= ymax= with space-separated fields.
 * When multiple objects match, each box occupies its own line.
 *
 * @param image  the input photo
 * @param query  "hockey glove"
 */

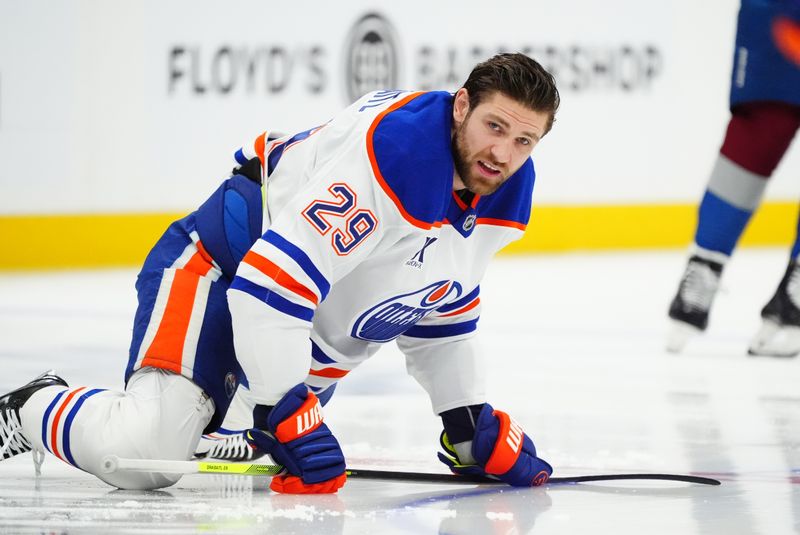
xmin=245 ymin=384 xmax=347 ymax=494
xmin=437 ymin=404 xmax=552 ymax=487
xmin=437 ymin=432 xmax=496 ymax=480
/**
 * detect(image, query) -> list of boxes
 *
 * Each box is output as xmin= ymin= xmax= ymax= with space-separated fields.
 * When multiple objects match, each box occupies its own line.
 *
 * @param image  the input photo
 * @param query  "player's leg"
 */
xmin=748 ymin=258 xmax=800 ymax=357
xmin=2 ymin=215 xmax=239 ymax=488
xmin=668 ymin=101 xmax=800 ymax=351
xmin=748 ymin=107 xmax=800 ymax=356
xmin=14 ymin=367 xmax=213 ymax=490
xmin=126 ymin=212 xmax=242 ymax=427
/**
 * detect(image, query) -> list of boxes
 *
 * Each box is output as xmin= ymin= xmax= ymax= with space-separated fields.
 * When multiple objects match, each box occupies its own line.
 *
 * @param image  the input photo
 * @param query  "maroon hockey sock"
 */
xmin=721 ymin=101 xmax=800 ymax=177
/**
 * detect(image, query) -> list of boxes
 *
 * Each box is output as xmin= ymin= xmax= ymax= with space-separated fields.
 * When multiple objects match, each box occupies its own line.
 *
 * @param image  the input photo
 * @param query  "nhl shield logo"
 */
xmin=463 ymin=214 xmax=476 ymax=232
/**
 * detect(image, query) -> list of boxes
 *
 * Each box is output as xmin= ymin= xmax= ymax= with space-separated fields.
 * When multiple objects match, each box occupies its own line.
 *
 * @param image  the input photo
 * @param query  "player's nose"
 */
xmin=490 ymin=140 xmax=512 ymax=164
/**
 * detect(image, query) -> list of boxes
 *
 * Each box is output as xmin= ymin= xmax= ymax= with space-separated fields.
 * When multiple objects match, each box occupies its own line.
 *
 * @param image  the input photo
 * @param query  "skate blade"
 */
xmin=666 ymin=320 xmax=701 ymax=353
xmin=747 ymin=320 xmax=800 ymax=358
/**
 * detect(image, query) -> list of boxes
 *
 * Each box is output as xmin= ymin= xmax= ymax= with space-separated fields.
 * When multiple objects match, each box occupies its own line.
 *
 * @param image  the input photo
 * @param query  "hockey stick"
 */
xmin=101 ymin=455 xmax=721 ymax=486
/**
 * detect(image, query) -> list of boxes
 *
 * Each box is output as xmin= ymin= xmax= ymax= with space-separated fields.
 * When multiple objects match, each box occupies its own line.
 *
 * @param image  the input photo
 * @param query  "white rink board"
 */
xmin=1 ymin=0 xmax=798 ymax=216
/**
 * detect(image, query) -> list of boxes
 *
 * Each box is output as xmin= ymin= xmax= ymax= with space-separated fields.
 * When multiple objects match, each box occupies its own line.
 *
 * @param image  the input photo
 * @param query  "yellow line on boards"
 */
xmin=0 ymin=213 xmax=184 ymax=270
xmin=0 ymin=202 xmax=797 ymax=270
xmin=502 ymin=201 xmax=798 ymax=254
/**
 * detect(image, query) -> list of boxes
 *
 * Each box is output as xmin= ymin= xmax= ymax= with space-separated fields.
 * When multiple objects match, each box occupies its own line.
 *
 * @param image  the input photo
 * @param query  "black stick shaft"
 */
xmin=344 ymin=468 xmax=721 ymax=486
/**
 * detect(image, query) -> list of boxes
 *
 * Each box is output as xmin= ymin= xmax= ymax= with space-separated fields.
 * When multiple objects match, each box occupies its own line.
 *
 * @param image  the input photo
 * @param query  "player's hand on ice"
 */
xmin=437 ymin=404 xmax=552 ymax=487
xmin=245 ymin=384 xmax=346 ymax=493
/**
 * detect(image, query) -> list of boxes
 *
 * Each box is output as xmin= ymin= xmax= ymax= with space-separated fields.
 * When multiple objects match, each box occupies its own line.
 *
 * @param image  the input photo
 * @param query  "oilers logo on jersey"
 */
xmin=224 ymin=372 xmax=238 ymax=399
xmin=350 ymin=280 xmax=462 ymax=342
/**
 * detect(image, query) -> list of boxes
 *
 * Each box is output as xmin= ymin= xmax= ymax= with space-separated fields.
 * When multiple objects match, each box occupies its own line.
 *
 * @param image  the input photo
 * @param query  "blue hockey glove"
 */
xmin=438 ymin=403 xmax=552 ymax=487
xmin=245 ymin=384 xmax=346 ymax=493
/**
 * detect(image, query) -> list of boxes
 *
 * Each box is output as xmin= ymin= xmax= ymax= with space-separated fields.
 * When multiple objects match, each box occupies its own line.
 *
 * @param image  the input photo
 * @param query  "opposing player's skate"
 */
xmin=666 ymin=254 xmax=724 ymax=352
xmin=195 ymin=432 xmax=264 ymax=462
xmin=0 ymin=370 xmax=67 ymax=460
xmin=749 ymin=260 xmax=800 ymax=357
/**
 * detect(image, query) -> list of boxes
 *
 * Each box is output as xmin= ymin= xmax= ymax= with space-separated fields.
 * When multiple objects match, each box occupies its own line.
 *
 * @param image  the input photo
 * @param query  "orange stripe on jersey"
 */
xmin=451 ymin=190 xmax=468 ymax=210
xmin=142 ymin=270 xmax=201 ymax=373
xmin=366 ymin=92 xmax=443 ymax=231
xmin=196 ymin=240 xmax=214 ymax=265
xmin=242 ymin=250 xmax=319 ymax=305
xmin=475 ymin=217 xmax=527 ymax=231
xmin=254 ymin=132 xmax=267 ymax=167
xmin=50 ymin=387 xmax=86 ymax=461
xmin=308 ymin=367 xmax=349 ymax=379
xmin=183 ymin=245 xmax=213 ymax=277
xmin=439 ymin=297 xmax=480 ymax=318
xmin=451 ymin=191 xmax=481 ymax=210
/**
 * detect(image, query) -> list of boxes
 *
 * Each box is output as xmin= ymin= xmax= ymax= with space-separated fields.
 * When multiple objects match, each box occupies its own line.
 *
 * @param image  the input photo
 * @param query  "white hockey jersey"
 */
xmin=227 ymin=90 xmax=536 ymax=414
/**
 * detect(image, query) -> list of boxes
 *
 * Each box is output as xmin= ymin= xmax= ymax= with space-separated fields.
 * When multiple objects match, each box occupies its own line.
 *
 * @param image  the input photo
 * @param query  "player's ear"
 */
xmin=453 ymin=88 xmax=470 ymax=124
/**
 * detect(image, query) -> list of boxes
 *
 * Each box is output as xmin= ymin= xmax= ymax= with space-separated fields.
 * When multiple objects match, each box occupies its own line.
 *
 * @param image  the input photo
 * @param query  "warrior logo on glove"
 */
xmin=275 ymin=395 xmax=323 ymax=441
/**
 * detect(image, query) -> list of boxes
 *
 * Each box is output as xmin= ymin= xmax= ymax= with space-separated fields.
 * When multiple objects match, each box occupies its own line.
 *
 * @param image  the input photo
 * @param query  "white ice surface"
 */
xmin=1 ymin=249 xmax=799 ymax=534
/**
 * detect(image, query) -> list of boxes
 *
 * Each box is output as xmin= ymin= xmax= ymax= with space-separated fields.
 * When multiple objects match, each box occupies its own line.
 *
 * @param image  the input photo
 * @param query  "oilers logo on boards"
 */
xmin=351 ymin=280 xmax=462 ymax=342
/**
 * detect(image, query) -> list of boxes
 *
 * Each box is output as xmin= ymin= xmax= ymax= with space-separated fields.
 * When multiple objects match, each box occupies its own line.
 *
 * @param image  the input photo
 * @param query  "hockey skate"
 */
xmin=195 ymin=432 xmax=265 ymax=462
xmin=748 ymin=260 xmax=800 ymax=357
xmin=0 ymin=370 xmax=67 ymax=461
xmin=666 ymin=255 xmax=724 ymax=353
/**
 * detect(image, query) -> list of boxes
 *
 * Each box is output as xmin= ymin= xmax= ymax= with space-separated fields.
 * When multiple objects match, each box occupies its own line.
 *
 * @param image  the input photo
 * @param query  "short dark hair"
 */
xmin=462 ymin=53 xmax=560 ymax=135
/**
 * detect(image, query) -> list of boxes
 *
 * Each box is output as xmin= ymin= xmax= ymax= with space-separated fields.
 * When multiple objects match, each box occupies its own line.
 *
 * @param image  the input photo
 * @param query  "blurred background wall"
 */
xmin=1 ymin=0 xmax=798 ymax=269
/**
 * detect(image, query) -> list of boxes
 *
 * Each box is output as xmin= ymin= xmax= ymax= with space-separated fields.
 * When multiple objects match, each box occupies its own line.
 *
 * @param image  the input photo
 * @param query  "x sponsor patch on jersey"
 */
xmin=406 ymin=237 xmax=438 ymax=269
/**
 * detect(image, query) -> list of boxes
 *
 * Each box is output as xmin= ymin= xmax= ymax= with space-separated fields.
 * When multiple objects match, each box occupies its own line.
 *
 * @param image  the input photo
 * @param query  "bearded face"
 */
xmin=451 ymin=90 xmax=549 ymax=196
xmin=451 ymin=111 xmax=510 ymax=196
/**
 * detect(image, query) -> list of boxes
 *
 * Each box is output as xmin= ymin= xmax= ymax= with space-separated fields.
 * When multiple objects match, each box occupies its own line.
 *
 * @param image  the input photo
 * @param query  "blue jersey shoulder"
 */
xmin=368 ymin=91 xmax=455 ymax=230
xmin=476 ymin=159 xmax=536 ymax=228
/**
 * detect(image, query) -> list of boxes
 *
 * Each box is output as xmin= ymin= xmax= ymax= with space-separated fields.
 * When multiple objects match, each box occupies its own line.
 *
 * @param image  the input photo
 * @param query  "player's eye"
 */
xmin=517 ymin=137 xmax=531 ymax=146
xmin=488 ymin=122 xmax=501 ymax=132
